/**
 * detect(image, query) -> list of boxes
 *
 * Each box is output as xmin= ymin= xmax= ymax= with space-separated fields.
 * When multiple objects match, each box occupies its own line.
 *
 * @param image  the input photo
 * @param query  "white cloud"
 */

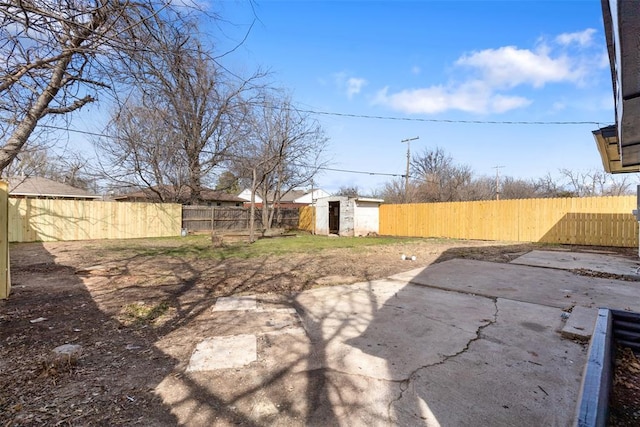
xmin=332 ymin=72 xmax=367 ymax=99
xmin=555 ymin=28 xmax=597 ymax=47
xmin=373 ymin=82 xmax=531 ymax=115
xmin=456 ymin=45 xmax=583 ymax=88
xmin=373 ymin=28 xmax=603 ymax=115
xmin=346 ymin=77 xmax=367 ymax=99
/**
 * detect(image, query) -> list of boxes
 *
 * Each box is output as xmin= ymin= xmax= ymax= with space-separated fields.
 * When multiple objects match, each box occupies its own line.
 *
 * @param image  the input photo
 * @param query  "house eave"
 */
xmin=593 ymin=126 xmax=640 ymax=173
xmin=601 ymin=0 xmax=640 ymax=169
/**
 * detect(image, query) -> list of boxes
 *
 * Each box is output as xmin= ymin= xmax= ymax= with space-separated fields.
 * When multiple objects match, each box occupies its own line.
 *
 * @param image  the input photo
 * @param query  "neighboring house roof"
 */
xmin=113 ymin=185 xmax=244 ymax=204
xmin=237 ymin=188 xmax=329 ymax=204
xmin=237 ymin=188 xmax=263 ymax=203
xmin=7 ymin=176 xmax=101 ymax=199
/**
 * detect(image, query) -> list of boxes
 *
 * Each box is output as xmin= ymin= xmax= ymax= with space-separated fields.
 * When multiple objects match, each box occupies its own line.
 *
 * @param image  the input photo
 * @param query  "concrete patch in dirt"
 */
xmin=314 ymin=275 xmax=360 ymax=286
xmin=212 ymin=295 xmax=257 ymax=311
xmin=186 ymin=335 xmax=257 ymax=371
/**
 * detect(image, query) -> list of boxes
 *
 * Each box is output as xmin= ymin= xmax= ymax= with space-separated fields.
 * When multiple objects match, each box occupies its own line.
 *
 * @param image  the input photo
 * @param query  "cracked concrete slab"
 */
xmin=561 ymin=306 xmax=598 ymax=341
xmin=391 ymin=298 xmax=586 ymax=426
xmin=511 ymin=250 xmax=640 ymax=278
xmin=212 ymin=295 xmax=257 ymax=311
xmin=394 ymin=259 xmax=640 ymax=312
xmin=294 ymin=280 xmax=497 ymax=381
xmin=186 ymin=334 xmax=257 ymax=372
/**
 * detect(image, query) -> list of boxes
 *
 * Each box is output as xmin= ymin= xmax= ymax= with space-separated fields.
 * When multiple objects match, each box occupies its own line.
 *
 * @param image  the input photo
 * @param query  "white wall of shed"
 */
xmin=354 ymin=202 xmax=380 ymax=236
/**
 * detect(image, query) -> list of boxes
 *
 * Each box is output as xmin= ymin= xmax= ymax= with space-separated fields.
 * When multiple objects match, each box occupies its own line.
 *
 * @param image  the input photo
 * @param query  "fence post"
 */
xmin=0 ymin=181 xmax=10 ymax=299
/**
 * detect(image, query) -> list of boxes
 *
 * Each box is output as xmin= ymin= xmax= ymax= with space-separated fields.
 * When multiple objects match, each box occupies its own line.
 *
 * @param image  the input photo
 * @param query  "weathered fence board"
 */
xmin=378 ymin=196 xmax=638 ymax=247
xmin=8 ymin=198 xmax=181 ymax=242
xmin=182 ymin=206 xmax=301 ymax=232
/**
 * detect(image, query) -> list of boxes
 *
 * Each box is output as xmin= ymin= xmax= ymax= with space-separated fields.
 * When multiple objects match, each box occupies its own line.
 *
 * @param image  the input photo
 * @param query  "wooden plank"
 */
xmin=0 ymin=181 xmax=9 ymax=299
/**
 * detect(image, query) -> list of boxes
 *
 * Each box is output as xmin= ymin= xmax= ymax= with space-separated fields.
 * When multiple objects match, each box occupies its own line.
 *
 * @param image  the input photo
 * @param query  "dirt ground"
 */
xmin=0 ymin=237 xmax=636 ymax=426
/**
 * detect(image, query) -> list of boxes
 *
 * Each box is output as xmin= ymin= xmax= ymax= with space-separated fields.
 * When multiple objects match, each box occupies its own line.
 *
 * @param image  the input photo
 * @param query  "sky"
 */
xmin=66 ymin=0 xmax=616 ymax=195
xmin=207 ymin=0 xmax=616 ymax=194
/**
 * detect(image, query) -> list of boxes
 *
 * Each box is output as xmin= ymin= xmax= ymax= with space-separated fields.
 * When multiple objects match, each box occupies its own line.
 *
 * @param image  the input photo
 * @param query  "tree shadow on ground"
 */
xmin=0 ymin=243 xmax=179 ymax=425
xmin=1 ymin=239 xmax=614 ymax=425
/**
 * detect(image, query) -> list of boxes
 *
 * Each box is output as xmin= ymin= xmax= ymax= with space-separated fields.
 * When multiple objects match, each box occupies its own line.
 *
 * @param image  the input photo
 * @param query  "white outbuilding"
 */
xmin=314 ymin=196 xmax=384 ymax=237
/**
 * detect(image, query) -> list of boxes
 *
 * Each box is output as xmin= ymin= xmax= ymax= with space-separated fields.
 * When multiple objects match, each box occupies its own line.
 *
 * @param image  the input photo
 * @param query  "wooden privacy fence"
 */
xmin=379 ymin=196 xmax=639 ymax=247
xmin=0 ymin=182 xmax=9 ymax=298
xmin=9 ymin=198 xmax=182 ymax=242
xmin=299 ymin=205 xmax=315 ymax=232
xmin=182 ymin=206 xmax=301 ymax=232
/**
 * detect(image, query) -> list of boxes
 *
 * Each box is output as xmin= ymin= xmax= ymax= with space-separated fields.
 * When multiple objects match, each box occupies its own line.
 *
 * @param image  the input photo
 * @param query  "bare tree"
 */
xmin=606 ymin=175 xmax=634 ymax=196
xmin=3 ymin=143 xmax=96 ymax=190
xmin=557 ymin=168 xmax=633 ymax=197
xmin=97 ymin=101 xmax=189 ymax=201
xmin=534 ymin=173 xmax=573 ymax=198
xmin=379 ymin=178 xmax=406 ymax=204
xmin=0 ymin=0 xmax=200 ymax=174
xmin=460 ymin=176 xmax=494 ymax=201
xmin=233 ymin=94 xmax=328 ymax=240
xmin=335 ymin=185 xmax=359 ymax=197
xmin=499 ymin=176 xmax=542 ymax=200
xmin=410 ymin=147 xmax=473 ymax=202
xmin=97 ymin=22 xmax=264 ymax=202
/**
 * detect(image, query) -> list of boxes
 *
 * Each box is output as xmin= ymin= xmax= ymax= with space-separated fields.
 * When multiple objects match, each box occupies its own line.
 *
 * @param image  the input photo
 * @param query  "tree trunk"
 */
xmin=249 ymin=168 xmax=257 ymax=243
xmin=0 ymin=55 xmax=72 ymax=172
xmin=259 ymin=180 xmax=269 ymax=230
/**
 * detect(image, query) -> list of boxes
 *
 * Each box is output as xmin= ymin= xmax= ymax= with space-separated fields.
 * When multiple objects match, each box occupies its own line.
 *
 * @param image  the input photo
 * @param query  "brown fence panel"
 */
xmin=276 ymin=208 xmax=301 ymax=228
xmin=182 ymin=206 xmax=301 ymax=232
xmin=379 ymin=196 xmax=638 ymax=247
xmin=181 ymin=206 xmax=215 ymax=232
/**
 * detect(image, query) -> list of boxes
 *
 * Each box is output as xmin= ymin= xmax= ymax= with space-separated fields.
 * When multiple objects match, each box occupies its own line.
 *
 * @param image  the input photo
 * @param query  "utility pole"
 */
xmin=493 ymin=165 xmax=505 ymax=201
xmin=401 ymin=136 xmax=419 ymax=203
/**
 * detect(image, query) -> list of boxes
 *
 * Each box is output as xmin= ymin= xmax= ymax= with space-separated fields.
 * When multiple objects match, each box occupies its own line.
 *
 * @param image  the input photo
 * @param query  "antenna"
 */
xmin=401 ymin=137 xmax=419 ymax=203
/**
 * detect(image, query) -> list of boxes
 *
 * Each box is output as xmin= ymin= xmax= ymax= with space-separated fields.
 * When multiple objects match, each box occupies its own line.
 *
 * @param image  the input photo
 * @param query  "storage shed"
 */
xmin=315 ymin=196 xmax=384 ymax=237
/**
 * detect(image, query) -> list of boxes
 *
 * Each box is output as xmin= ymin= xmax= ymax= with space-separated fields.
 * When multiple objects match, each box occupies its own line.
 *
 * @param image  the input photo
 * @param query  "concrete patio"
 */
xmin=155 ymin=250 xmax=640 ymax=426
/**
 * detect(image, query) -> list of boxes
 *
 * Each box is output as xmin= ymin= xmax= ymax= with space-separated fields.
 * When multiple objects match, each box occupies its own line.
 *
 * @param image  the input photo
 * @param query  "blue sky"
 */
xmin=209 ymin=0 xmax=615 ymax=194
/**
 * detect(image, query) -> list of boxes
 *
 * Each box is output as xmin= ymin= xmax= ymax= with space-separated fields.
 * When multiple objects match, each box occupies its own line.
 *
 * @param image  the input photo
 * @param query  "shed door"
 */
xmin=329 ymin=201 xmax=340 ymax=234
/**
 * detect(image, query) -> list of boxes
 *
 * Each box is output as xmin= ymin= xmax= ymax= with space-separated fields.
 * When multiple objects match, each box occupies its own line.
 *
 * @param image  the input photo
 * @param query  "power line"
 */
xmin=10 ymin=105 xmax=609 ymax=181
xmin=26 ymin=124 xmax=406 ymax=178
xmin=292 ymin=108 xmax=605 ymax=126
xmin=317 ymin=166 xmax=403 ymax=178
